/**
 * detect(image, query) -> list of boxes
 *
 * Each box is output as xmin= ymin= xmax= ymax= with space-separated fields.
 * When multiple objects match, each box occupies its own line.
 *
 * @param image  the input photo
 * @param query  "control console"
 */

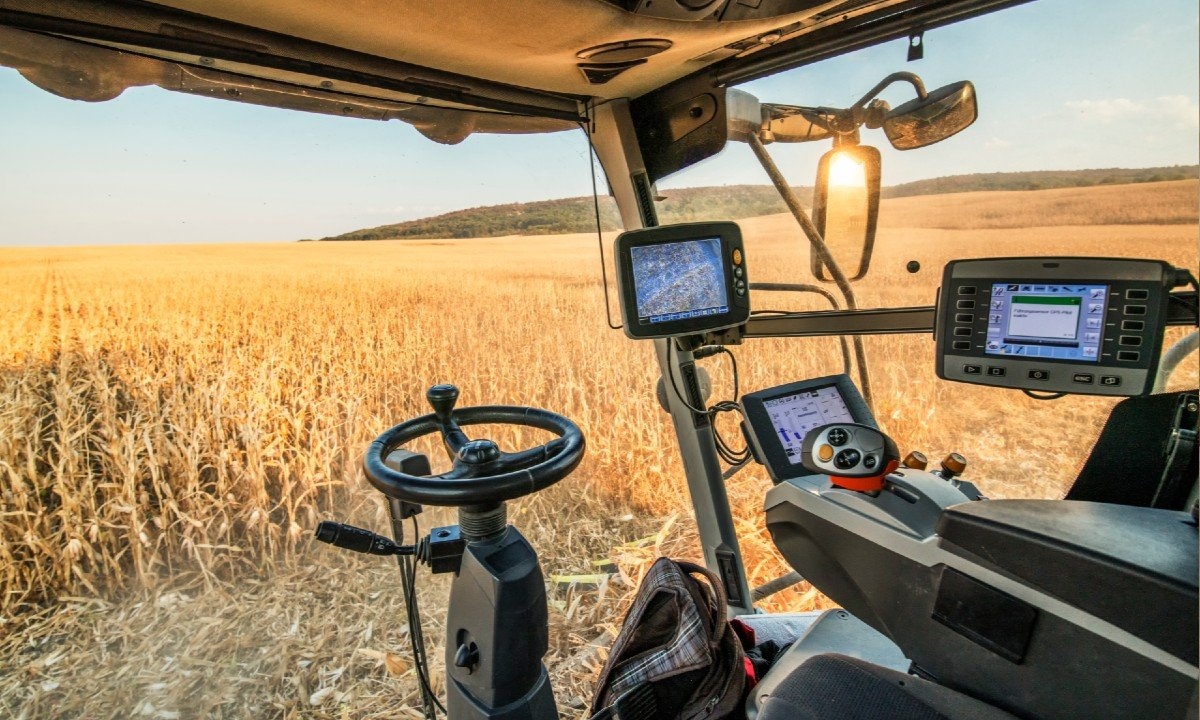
xmin=741 ymin=374 xmax=875 ymax=483
xmin=936 ymin=257 xmax=1174 ymax=395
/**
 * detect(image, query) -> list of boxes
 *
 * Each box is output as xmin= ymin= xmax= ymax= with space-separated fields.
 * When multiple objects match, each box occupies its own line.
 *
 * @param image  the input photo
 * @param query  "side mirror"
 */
xmin=883 ymin=81 xmax=977 ymax=150
xmin=810 ymin=145 xmax=881 ymax=282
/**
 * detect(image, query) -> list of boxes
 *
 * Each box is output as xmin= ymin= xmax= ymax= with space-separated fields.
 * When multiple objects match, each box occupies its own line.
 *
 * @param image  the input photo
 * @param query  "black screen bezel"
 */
xmin=741 ymin=374 xmax=876 ymax=483
xmin=615 ymin=221 xmax=750 ymax=339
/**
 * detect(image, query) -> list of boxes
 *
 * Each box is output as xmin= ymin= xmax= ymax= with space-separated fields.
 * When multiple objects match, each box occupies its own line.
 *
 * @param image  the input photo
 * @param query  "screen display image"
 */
xmin=985 ymin=283 xmax=1109 ymax=362
xmin=630 ymin=238 xmax=728 ymax=325
xmin=763 ymin=385 xmax=855 ymax=465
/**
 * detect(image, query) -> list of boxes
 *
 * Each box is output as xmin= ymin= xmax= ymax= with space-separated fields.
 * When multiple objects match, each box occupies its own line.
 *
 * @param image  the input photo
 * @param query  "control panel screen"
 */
xmin=936 ymin=257 xmax=1174 ymax=397
xmin=762 ymin=386 xmax=856 ymax=465
xmin=984 ymin=283 xmax=1109 ymax=362
xmin=741 ymin=374 xmax=876 ymax=482
xmin=631 ymin=238 xmax=728 ymax=326
xmin=615 ymin=222 xmax=750 ymax=339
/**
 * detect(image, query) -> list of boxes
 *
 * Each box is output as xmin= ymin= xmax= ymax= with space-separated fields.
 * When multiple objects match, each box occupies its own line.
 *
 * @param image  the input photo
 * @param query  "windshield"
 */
xmin=0 ymin=0 xmax=1197 ymax=716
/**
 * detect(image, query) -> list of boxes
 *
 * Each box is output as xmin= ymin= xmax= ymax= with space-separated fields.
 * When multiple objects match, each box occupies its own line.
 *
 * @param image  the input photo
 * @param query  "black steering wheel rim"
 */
xmin=363 ymin=405 xmax=585 ymax=506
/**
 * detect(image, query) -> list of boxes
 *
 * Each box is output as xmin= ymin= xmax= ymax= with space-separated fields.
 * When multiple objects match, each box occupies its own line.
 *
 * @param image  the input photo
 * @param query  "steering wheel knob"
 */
xmin=427 ymin=384 xmax=460 ymax=424
xmin=459 ymin=439 xmax=501 ymax=465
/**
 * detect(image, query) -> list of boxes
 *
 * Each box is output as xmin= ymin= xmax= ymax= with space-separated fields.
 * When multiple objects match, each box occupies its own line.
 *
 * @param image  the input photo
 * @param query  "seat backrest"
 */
xmin=1066 ymin=389 xmax=1198 ymax=509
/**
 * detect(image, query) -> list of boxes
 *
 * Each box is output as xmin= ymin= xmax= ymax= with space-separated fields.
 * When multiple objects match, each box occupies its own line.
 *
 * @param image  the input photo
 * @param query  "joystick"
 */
xmin=800 ymin=423 xmax=901 ymax=492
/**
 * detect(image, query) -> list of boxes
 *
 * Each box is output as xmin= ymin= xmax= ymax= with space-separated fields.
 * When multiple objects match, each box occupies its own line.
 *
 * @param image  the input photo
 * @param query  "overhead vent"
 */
xmin=576 ymin=39 xmax=671 ymax=84
xmin=599 ymin=0 xmax=829 ymax=22
xmin=578 ymin=60 xmax=645 ymax=84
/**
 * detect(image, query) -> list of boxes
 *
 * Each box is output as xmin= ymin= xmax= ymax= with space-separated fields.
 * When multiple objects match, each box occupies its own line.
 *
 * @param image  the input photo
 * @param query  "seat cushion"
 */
xmin=757 ymin=654 xmax=1017 ymax=720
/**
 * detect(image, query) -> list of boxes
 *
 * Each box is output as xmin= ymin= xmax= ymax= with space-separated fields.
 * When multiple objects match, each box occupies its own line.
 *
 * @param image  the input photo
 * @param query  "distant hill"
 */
xmin=318 ymin=165 xmax=1198 ymax=242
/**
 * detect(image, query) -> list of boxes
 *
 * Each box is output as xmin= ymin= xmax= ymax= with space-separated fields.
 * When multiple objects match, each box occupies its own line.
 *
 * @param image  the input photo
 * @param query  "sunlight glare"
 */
xmin=828 ymin=152 xmax=867 ymax=188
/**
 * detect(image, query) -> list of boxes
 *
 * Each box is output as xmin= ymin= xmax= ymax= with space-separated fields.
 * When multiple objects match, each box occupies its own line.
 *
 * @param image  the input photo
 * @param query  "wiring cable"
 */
xmin=387 ymin=506 xmax=444 ymax=719
xmin=579 ymin=120 xmax=623 ymax=330
xmin=664 ymin=342 xmax=753 ymax=466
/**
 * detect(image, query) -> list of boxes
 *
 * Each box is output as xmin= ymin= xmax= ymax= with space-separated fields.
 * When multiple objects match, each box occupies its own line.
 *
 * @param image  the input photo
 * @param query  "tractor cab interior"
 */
xmin=2 ymin=1 xmax=1197 ymax=719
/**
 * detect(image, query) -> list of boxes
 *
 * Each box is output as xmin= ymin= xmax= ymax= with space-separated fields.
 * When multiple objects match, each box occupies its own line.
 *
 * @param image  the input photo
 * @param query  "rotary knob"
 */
xmin=902 ymin=451 xmax=928 ymax=470
xmin=940 ymin=453 xmax=967 ymax=480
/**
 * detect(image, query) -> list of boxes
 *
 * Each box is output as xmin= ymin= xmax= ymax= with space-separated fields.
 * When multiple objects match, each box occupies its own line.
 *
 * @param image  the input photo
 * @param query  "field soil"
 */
xmin=0 ymin=180 xmax=1196 ymax=718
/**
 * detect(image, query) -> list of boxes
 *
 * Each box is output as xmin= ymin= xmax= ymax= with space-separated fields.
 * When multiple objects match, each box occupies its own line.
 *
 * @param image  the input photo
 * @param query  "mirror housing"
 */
xmin=883 ymin=81 xmax=977 ymax=150
xmin=811 ymin=144 xmax=881 ymax=282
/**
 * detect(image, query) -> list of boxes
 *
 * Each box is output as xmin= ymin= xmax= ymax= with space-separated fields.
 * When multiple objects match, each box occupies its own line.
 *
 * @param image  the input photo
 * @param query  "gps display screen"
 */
xmin=630 ymin=238 xmax=729 ymax=326
xmin=762 ymin=385 xmax=856 ymax=465
xmin=984 ymin=282 xmax=1109 ymax=362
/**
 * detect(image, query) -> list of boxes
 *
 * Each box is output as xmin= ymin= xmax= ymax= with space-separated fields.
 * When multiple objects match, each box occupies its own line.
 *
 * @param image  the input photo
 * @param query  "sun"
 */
xmin=828 ymin=152 xmax=867 ymax=188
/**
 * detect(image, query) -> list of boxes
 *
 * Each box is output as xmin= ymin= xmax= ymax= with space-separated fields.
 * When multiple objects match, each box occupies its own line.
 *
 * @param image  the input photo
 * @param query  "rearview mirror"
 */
xmin=883 ymin=81 xmax=977 ymax=150
xmin=810 ymin=145 xmax=881 ymax=282
xmin=761 ymin=104 xmax=834 ymax=143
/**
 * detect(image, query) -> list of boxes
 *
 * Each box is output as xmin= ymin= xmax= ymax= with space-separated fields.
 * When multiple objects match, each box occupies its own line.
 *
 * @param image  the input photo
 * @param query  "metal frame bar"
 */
xmin=590 ymin=100 xmax=753 ymax=615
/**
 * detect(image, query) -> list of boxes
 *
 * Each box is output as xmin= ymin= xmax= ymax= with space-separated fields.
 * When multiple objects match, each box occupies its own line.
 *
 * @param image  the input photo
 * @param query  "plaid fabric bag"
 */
xmin=589 ymin=557 xmax=747 ymax=720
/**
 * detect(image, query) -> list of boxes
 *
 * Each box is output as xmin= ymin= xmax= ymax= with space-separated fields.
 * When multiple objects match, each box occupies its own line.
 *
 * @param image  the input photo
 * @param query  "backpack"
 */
xmin=589 ymin=557 xmax=747 ymax=720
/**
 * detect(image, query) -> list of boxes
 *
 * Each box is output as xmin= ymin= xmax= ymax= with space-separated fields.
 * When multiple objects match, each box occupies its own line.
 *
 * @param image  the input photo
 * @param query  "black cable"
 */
xmin=664 ymin=342 xmax=752 ymax=465
xmin=1023 ymin=390 xmax=1066 ymax=401
xmin=578 ymin=121 xmax=623 ymax=330
xmin=397 ymin=514 xmax=444 ymax=718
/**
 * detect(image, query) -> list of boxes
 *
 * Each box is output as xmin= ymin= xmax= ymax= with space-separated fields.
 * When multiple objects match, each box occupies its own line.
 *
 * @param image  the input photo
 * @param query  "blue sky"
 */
xmin=1 ymin=0 xmax=1196 ymax=246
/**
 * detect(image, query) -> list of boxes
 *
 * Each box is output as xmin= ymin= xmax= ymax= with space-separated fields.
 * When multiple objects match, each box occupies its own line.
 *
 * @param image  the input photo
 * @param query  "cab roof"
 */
xmin=0 ymin=0 xmax=1025 ymax=143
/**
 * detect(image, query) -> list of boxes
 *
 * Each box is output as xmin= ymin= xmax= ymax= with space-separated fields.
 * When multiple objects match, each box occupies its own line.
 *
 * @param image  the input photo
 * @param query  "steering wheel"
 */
xmin=363 ymin=384 xmax=585 ymax=506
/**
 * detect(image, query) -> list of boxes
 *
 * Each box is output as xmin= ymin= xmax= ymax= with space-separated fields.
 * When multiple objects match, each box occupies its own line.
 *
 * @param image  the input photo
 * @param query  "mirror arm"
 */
xmin=850 ymin=71 xmax=928 ymax=114
xmin=745 ymin=132 xmax=874 ymax=410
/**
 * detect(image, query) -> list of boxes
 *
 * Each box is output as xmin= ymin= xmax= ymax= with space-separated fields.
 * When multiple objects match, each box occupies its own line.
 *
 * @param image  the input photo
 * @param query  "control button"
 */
xmin=827 ymin=428 xmax=849 ymax=447
xmin=1027 ymin=369 xmax=1049 ymax=381
xmin=963 ymin=364 xmax=982 ymax=375
xmin=735 ymin=287 xmax=745 ymax=296
xmin=1073 ymin=373 xmax=1094 ymax=384
xmin=834 ymin=448 xmax=862 ymax=470
xmin=1121 ymin=320 xmax=1144 ymax=331
xmin=1099 ymin=375 xmax=1122 ymax=387
xmin=732 ymin=248 xmax=743 ymax=265
xmin=1117 ymin=350 xmax=1140 ymax=362
xmin=987 ymin=366 xmax=1006 ymax=377
xmin=733 ymin=266 xmax=744 ymax=279
xmin=1124 ymin=305 xmax=1146 ymax=316
xmin=1119 ymin=336 xmax=1142 ymax=346
xmin=735 ymin=280 xmax=746 ymax=291
xmin=957 ymin=286 xmax=977 ymax=295
xmin=817 ymin=444 xmax=834 ymax=462
xmin=955 ymin=313 xmax=974 ymax=323
xmin=956 ymin=300 xmax=975 ymax=310
xmin=953 ymin=341 xmax=971 ymax=350
xmin=1126 ymin=289 xmax=1149 ymax=300
xmin=953 ymin=327 xmax=972 ymax=337
xmin=863 ymin=454 xmax=878 ymax=471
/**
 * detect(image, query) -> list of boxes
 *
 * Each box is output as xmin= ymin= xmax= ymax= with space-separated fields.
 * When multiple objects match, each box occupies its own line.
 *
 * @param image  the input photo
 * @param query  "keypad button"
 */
xmin=1126 ymin=289 xmax=1149 ymax=300
xmin=1121 ymin=320 xmax=1144 ymax=331
xmin=952 ymin=341 xmax=971 ymax=350
xmin=1073 ymin=373 xmax=1094 ymax=384
xmin=955 ymin=313 xmax=974 ymax=323
xmin=1124 ymin=305 xmax=1146 ymax=315
xmin=954 ymin=327 xmax=972 ymax=337
xmin=958 ymin=286 xmax=977 ymax=295
xmin=1027 ymin=369 xmax=1049 ymax=381
xmin=1100 ymin=375 xmax=1122 ymax=387
xmin=963 ymin=364 xmax=982 ymax=375
xmin=956 ymin=300 xmax=975 ymax=310
xmin=1119 ymin=336 xmax=1142 ymax=346
xmin=1117 ymin=350 xmax=1140 ymax=362
xmin=987 ymin=366 xmax=1006 ymax=377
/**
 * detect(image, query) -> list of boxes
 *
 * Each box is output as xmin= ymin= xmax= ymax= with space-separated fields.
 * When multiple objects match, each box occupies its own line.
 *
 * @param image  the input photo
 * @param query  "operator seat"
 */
xmin=757 ymin=654 xmax=1019 ymax=720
